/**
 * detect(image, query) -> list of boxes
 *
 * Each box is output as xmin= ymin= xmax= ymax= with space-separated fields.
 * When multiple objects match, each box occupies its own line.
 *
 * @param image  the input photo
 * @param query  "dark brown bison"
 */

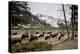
xmin=39 ymin=34 xmax=44 ymax=38
xmin=11 ymin=38 xmax=21 ymax=45
xmin=75 ymin=32 xmax=78 ymax=37
xmin=39 ymin=32 xmax=45 ymax=38
xmin=35 ymin=32 xmax=39 ymax=34
xmin=21 ymin=33 xmax=29 ymax=39
xmin=45 ymin=36 xmax=50 ymax=40
xmin=75 ymin=34 xmax=78 ymax=37
xmin=44 ymin=32 xmax=51 ymax=40
xmin=58 ymin=32 xmax=65 ymax=40
xmin=29 ymin=36 xmax=38 ymax=42
xmin=12 ymin=32 xmax=18 ymax=35
xmin=51 ymin=33 xmax=58 ymax=38
xmin=46 ymin=32 xmax=52 ymax=34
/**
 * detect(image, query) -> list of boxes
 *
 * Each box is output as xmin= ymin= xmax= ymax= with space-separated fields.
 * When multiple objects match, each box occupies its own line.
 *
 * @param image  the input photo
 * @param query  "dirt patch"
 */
xmin=52 ymin=39 xmax=78 ymax=50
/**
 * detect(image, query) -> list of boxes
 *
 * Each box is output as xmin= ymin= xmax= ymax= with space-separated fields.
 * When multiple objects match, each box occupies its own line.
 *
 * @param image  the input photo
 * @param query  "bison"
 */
xmin=35 ymin=32 xmax=39 ymax=34
xmin=46 ymin=31 xmax=52 ymax=34
xmin=51 ymin=33 xmax=58 ymax=38
xmin=58 ymin=32 xmax=65 ymax=40
xmin=21 ymin=33 xmax=29 ymax=39
xmin=11 ymin=35 xmax=21 ymax=45
xmin=45 ymin=36 xmax=50 ymax=40
xmin=29 ymin=36 xmax=38 ymax=42
xmin=11 ymin=38 xmax=21 ymax=45
xmin=12 ymin=32 xmax=18 ymax=35
xmin=44 ymin=33 xmax=51 ymax=40
xmin=38 ymin=32 xmax=45 ymax=38
xmin=39 ymin=34 xmax=44 ymax=38
xmin=75 ymin=31 xmax=78 ymax=37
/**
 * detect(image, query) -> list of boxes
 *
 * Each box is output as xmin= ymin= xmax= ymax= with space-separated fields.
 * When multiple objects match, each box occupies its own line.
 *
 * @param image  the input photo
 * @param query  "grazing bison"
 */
xmin=51 ymin=33 xmax=58 ymax=38
xmin=21 ymin=33 xmax=29 ymax=39
xmin=43 ymin=31 xmax=45 ymax=33
xmin=35 ymin=32 xmax=39 ymax=34
xmin=11 ymin=38 xmax=21 ymax=45
xmin=46 ymin=32 xmax=52 ymax=34
xmin=12 ymin=32 xmax=18 ymax=35
xmin=39 ymin=34 xmax=44 ymax=38
xmin=29 ymin=36 xmax=38 ymax=42
xmin=32 ymin=32 xmax=41 ymax=39
xmin=75 ymin=34 xmax=78 ymax=37
xmin=44 ymin=33 xmax=51 ymax=40
xmin=39 ymin=32 xmax=45 ymax=38
xmin=58 ymin=32 xmax=65 ymax=40
xmin=11 ymin=34 xmax=22 ymax=45
xmin=45 ymin=36 xmax=50 ymax=40
xmin=74 ymin=31 xmax=78 ymax=37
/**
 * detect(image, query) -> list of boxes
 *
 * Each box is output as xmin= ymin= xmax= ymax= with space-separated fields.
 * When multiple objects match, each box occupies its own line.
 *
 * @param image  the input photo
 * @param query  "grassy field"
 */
xmin=11 ymin=41 xmax=53 ymax=53
xmin=10 ymin=29 xmax=78 ymax=53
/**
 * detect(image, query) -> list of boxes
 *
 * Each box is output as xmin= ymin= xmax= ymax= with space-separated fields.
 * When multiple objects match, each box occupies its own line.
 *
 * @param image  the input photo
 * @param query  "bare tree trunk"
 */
xmin=71 ymin=5 xmax=75 ymax=40
xmin=62 ymin=4 xmax=70 ymax=39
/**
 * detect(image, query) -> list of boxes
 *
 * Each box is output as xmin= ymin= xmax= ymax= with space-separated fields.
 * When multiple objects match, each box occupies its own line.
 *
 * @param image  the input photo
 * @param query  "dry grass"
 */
xmin=11 ymin=41 xmax=53 ymax=53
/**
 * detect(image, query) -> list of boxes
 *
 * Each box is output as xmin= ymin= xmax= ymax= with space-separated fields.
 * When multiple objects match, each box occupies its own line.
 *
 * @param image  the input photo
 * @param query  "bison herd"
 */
xmin=10 ymin=31 xmax=77 ymax=45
